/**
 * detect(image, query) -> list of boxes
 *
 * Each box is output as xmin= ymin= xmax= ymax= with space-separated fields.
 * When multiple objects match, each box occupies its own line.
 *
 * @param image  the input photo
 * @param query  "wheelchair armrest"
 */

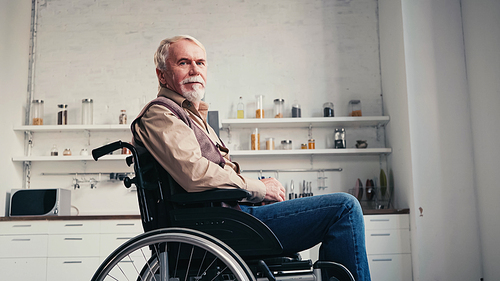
xmin=170 ymin=189 xmax=251 ymax=204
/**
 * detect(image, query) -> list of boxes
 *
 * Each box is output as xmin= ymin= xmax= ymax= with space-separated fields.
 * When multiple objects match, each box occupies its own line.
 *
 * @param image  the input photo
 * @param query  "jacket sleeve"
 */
xmin=133 ymin=104 xmax=266 ymax=203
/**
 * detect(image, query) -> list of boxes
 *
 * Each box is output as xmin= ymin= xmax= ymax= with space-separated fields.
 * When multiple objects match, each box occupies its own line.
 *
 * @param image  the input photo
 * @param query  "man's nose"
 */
xmin=188 ymin=62 xmax=200 ymax=75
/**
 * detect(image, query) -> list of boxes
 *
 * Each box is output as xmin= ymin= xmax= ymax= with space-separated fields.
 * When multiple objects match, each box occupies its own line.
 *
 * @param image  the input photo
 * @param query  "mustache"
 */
xmin=181 ymin=76 xmax=205 ymax=86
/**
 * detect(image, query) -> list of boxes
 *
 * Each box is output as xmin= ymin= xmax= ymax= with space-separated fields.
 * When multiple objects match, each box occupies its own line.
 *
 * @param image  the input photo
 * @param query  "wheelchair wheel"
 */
xmin=91 ymin=227 xmax=255 ymax=281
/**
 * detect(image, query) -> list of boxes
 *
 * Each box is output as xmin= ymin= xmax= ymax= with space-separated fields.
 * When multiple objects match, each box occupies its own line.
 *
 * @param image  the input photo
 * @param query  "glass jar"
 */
xmin=63 ymin=148 xmax=72 ymax=156
xmin=266 ymin=137 xmax=275 ymax=150
xmin=291 ymin=101 xmax=301 ymax=118
xmin=255 ymin=95 xmax=264 ymax=118
xmin=31 ymin=100 xmax=44 ymax=125
xmin=82 ymin=99 xmax=93 ymax=125
xmin=50 ymin=145 xmax=58 ymax=156
xmin=301 ymin=143 xmax=308 ymax=149
xmin=281 ymin=140 xmax=292 ymax=150
xmin=308 ymin=139 xmax=315 ymax=149
xmin=119 ymin=109 xmax=127 ymax=124
xmin=334 ymin=128 xmax=346 ymax=149
xmin=323 ymin=102 xmax=334 ymax=117
xmin=237 ymin=97 xmax=244 ymax=119
xmin=349 ymin=100 xmax=362 ymax=116
xmin=273 ymin=99 xmax=284 ymax=118
xmin=57 ymin=104 xmax=68 ymax=125
xmin=251 ymin=128 xmax=260 ymax=150
xmin=80 ymin=149 xmax=89 ymax=156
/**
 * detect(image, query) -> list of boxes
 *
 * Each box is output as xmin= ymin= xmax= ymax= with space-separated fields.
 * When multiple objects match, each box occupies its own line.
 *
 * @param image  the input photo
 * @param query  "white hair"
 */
xmin=154 ymin=35 xmax=206 ymax=71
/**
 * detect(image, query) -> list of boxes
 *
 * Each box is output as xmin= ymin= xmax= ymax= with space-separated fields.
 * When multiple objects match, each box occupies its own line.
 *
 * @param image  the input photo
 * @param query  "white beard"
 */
xmin=182 ymin=83 xmax=205 ymax=103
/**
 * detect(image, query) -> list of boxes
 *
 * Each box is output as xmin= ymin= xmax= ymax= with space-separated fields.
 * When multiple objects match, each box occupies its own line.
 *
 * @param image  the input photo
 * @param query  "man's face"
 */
xmin=157 ymin=39 xmax=207 ymax=102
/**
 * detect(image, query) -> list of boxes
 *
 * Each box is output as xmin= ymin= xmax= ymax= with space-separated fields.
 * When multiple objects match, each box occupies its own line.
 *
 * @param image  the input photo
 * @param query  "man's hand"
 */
xmin=260 ymin=178 xmax=286 ymax=203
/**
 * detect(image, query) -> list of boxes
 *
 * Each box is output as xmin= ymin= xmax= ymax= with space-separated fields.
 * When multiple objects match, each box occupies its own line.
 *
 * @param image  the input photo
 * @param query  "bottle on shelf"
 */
xmin=81 ymin=99 xmax=93 ymax=125
xmin=251 ymin=128 xmax=260 ymax=150
xmin=119 ymin=110 xmax=127 ymax=124
xmin=31 ymin=100 xmax=44 ymax=125
xmin=50 ymin=145 xmax=58 ymax=156
xmin=292 ymin=101 xmax=301 ymax=118
xmin=237 ymin=97 xmax=244 ymax=119
xmin=273 ymin=99 xmax=284 ymax=118
xmin=255 ymin=95 xmax=264 ymax=119
xmin=57 ymin=104 xmax=68 ymax=125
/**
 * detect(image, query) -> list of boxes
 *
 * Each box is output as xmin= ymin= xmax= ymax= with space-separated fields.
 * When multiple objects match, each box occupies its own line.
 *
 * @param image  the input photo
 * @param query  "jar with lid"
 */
xmin=273 ymin=99 xmax=284 ymax=118
xmin=57 ymin=104 xmax=68 ymax=125
xmin=301 ymin=143 xmax=308 ymax=149
xmin=81 ymin=99 xmax=93 ymax=124
xmin=31 ymin=100 xmax=44 ymax=125
xmin=308 ymin=139 xmax=315 ymax=149
xmin=291 ymin=101 xmax=301 ymax=118
xmin=119 ymin=110 xmax=127 ymax=124
xmin=281 ymin=140 xmax=292 ymax=150
xmin=50 ymin=145 xmax=58 ymax=156
xmin=255 ymin=95 xmax=264 ymax=118
xmin=251 ymin=128 xmax=260 ymax=150
xmin=237 ymin=97 xmax=244 ymax=119
xmin=334 ymin=128 xmax=346 ymax=149
xmin=63 ymin=148 xmax=72 ymax=156
xmin=349 ymin=100 xmax=362 ymax=116
xmin=323 ymin=102 xmax=334 ymax=117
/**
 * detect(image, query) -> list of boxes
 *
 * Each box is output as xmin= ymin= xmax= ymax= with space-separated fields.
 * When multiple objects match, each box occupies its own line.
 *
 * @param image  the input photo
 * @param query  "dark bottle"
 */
xmin=57 ymin=104 xmax=68 ymax=125
xmin=323 ymin=102 xmax=334 ymax=117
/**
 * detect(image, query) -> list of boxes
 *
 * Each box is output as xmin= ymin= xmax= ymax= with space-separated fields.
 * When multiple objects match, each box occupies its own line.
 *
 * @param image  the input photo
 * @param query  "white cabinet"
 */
xmin=364 ymin=214 xmax=412 ymax=281
xmin=0 ymin=221 xmax=48 ymax=281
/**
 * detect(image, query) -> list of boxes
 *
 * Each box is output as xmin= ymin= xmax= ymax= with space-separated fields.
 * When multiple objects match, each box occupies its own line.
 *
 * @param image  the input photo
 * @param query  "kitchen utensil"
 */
xmin=365 ymin=179 xmax=374 ymax=200
xmin=380 ymin=169 xmax=387 ymax=197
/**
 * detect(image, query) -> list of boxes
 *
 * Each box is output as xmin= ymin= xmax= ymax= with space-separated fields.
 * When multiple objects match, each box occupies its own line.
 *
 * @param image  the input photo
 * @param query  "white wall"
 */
xmin=462 ymin=0 xmax=500 ymax=279
xmin=1 ymin=0 xmax=387 ymax=216
xmin=0 ymin=0 xmax=32 ymax=214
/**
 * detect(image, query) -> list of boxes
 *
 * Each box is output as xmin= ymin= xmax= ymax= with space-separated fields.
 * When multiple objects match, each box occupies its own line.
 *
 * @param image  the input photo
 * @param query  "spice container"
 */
xmin=31 ymin=100 xmax=44 ymax=125
xmin=255 ymin=95 xmax=264 ymax=118
xmin=301 ymin=143 xmax=308 ymax=149
xmin=273 ymin=99 xmax=284 ymax=118
xmin=281 ymin=140 xmax=292 ymax=150
xmin=266 ymin=137 xmax=275 ymax=150
xmin=63 ymin=148 xmax=72 ymax=156
xmin=119 ymin=110 xmax=127 ymax=124
xmin=237 ymin=97 xmax=244 ymax=119
xmin=334 ymin=128 xmax=346 ymax=149
xmin=323 ymin=102 xmax=334 ymax=117
xmin=81 ymin=99 xmax=93 ymax=125
xmin=308 ymin=139 xmax=315 ymax=149
xmin=50 ymin=145 xmax=58 ymax=156
xmin=349 ymin=100 xmax=362 ymax=116
xmin=251 ymin=128 xmax=260 ymax=150
xmin=80 ymin=149 xmax=89 ymax=156
xmin=291 ymin=101 xmax=301 ymax=118
xmin=57 ymin=104 xmax=68 ymax=125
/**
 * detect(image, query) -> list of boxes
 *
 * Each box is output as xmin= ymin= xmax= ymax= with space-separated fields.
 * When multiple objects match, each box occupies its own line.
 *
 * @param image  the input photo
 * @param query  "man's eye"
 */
xmin=197 ymin=62 xmax=205 ymax=66
xmin=179 ymin=62 xmax=187 ymax=65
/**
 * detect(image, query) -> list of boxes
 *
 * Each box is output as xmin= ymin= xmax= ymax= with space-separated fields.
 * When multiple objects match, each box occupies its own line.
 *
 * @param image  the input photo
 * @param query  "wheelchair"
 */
xmin=91 ymin=141 xmax=355 ymax=281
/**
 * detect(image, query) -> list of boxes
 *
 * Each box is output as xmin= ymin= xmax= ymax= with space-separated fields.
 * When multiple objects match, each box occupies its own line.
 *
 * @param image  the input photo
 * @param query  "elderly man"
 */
xmin=132 ymin=35 xmax=371 ymax=281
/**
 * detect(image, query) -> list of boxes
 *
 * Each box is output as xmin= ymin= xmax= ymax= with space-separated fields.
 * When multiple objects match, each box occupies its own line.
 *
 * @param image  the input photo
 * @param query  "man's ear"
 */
xmin=156 ymin=68 xmax=167 ymax=85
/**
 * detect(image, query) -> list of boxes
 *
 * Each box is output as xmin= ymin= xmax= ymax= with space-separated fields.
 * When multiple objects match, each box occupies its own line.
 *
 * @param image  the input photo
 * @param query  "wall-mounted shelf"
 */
xmin=14 ymin=124 xmax=130 ymax=132
xmin=221 ymin=116 xmax=389 ymax=129
xmin=229 ymin=148 xmax=391 ymax=157
xmin=12 ymin=154 xmax=129 ymax=162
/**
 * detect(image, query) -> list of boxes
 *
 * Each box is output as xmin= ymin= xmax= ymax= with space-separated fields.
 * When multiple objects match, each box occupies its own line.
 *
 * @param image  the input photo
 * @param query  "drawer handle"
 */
xmin=372 ymin=258 xmax=393 ymax=262
xmin=116 ymin=237 xmax=133 ymax=240
xmin=369 ymin=219 xmax=390 ymax=222
xmin=64 ymin=237 xmax=83 ymax=240
xmin=116 ymin=223 xmax=135 ymax=226
xmin=370 ymin=233 xmax=391 ymax=237
xmin=64 ymin=224 xmax=84 ymax=227
xmin=63 ymin=261 xmax=83 ymax=264
xmin=13 ymin=224 xmax=32 ymax=228
xmin=12 ymin=238 xmax=31 ymax=242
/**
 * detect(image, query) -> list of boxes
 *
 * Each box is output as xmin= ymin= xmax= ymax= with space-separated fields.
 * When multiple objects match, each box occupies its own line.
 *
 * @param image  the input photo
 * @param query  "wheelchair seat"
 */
xmin=91 ymin=141 xmax=354 ymax=281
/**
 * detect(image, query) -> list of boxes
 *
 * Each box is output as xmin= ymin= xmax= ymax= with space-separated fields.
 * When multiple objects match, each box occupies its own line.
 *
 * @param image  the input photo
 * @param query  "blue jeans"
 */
xmin=240 ymin=193 xmax=371 ymax=281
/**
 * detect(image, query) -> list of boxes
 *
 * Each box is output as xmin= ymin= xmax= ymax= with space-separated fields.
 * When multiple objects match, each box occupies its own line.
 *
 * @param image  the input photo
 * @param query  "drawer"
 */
xmin=100 ymin=219 xmax=143 ymax=234
xmin=364 ymin=214 xmax=409 ymax=230
xmin=0 ymin=234 xmax=48 ymax=258
xmin=0 ymin=220 xmax=48 ymax=235
xmin=49 ymin=220 xmax=101 ymax=234
xmin=47 ymin=257 xmax=100 ymax=281
xmin=368 ymin=254 xmax=412 ymax=281
xmin=0 ymin=257 xmax=47 ymax=281
xmin=48 ymin=234 xmax=100 ymax=257
xmin=365 ymin=229 xmax=411 ymax=255
xmin=99 ymin=255 xmax=150 ymax=279
xmin=100 ymin=233 xmax=140 ymax=258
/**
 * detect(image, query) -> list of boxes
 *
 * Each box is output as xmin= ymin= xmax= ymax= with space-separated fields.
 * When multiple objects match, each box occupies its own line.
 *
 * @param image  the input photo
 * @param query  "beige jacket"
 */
xmin=132 ymin=87 xmax=266 ymax=203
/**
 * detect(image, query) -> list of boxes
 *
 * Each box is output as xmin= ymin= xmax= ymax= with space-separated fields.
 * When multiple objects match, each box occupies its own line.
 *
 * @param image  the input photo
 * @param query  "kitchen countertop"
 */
xmin=0 ymin=209 xmax=409 ymax=221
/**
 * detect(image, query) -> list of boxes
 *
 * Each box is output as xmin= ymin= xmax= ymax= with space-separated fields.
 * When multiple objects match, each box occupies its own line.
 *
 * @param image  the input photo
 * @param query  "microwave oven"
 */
xmin=9 ymin=188 xmax=71 ymax=217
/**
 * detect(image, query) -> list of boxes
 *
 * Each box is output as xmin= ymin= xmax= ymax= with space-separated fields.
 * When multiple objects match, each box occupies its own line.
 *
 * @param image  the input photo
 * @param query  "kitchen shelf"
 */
xmin=229 ymin=148 xmax=391 ymax=156
xmin=14 ymin=124 xmax=130 ymax=132
xmin=12 ymin=154 xmax=129 ymax=162
xmin=221 ymin=116 xmax=389 ymax=129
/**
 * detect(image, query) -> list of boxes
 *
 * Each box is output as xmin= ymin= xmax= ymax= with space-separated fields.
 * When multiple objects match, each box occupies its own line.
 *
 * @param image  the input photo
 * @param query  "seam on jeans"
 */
xmin=348 ymin=204 xmax=362 ymax=280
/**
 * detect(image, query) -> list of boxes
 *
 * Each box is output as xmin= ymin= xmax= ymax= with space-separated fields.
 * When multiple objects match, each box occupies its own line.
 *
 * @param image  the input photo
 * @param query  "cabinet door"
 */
xmin=0 ymin=234 xmax=48 ymax=258
xmin=0 ymin=221 xmax=48 ymax=235
xmin=47 ymin=257 xmax=100 ymax=281
xmin=100 ymin=219 xmax=143 ymax=234
xmin=365 ymin=229 xmax=411 ymax=255
xmin=364 ymin=214 xmax=409 ymax=230
xmin=100 ymin=233 xmax=140 ymax=258
xmin=48 ymin=234 xmax=100 ymax=257
xmin=48 ymin=220 xmax=100 ymax=234
xmin=368 ymin=254 xmax=412 ymax=281
xmin=0 ymin=257 xmax=47 ymax=281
